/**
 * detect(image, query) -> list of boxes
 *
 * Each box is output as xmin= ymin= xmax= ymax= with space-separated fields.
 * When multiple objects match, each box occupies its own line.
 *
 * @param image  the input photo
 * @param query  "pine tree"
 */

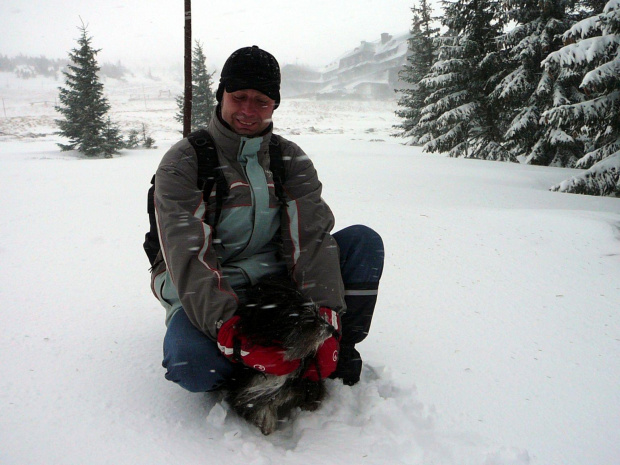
xmin=545 ymin=0 xmax=620 ymax=195
xmin=125 ymin=129 xmax=141 ymax=149
xmin=494 ymin=0 xmax=581 ymax=166
xmin=418 ymin=0 xmax=508 ymax=159
xmin=394 ymin=0 xmax=440 ymax=143
xmin=125 ymin=124 xmax=156 ymax=149
xmin=55 ymin=23 xmax=123 ymax=157
xmin=575 ymin=0 xmax=608 ymax=17
xmin=176 ymin=41 xmax=217 ymax=131
xmin=101 ymin=117 xmax=124 ymax=157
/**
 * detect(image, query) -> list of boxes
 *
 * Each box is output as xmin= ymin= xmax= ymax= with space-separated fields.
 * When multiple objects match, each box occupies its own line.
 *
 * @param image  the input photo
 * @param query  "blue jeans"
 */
xmin=162 ymin=224 xmax=384 ymax=392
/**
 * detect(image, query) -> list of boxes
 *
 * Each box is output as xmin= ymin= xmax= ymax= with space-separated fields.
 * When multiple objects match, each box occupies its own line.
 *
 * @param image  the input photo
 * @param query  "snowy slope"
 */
xmin=0 ymin=73 xmax=619 ymax=465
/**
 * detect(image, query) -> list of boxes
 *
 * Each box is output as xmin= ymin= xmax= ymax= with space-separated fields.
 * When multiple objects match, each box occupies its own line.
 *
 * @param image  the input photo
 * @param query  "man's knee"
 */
xmin=163 ymin=311 xmax=233 ymax=392
xmin=336 ymin=224 xmax=383 ymax=250
xmin=334 ymin=224 xmax=384 ymax=284
xmin=163 ymin=341 xmax=232 ymax=392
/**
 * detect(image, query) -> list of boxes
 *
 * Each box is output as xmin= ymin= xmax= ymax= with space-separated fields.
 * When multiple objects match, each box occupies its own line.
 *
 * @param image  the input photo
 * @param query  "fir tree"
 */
xmin=494 ymin=0 xmax=581 ymax=166
xmin=575 ymin=0 xmax=608 ymax=17
xmin=55 ymin=23 xmax=123 ymax=157
xmin=418 ymin=0 xmax=509 ymax=159
xmin=545 ymin=0 xmax=620 ymax=195
xmin=394 ymin=0 xmax=440 ymax=143
xmin=176 ymin=41 xmax=217 ymax=131
xmin=126 ymin=124 xmax=156 ymax=149
xmin=101 ymin=117 xmax=124 ymax=158
xmin=125 ymin=129 xmax=141 ymax=149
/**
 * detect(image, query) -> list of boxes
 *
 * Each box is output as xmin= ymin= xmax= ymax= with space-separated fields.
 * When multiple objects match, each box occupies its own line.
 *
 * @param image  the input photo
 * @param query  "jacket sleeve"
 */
xmin=279 ymin=140 xmax=346 ymax=313
xmin=154 ymin=139 xmax=238 ymax=340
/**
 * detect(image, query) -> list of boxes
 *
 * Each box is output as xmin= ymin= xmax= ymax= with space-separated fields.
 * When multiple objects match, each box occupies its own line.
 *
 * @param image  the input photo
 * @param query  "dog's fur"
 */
xmin=225 ymin=277 xmax=334 ymax=435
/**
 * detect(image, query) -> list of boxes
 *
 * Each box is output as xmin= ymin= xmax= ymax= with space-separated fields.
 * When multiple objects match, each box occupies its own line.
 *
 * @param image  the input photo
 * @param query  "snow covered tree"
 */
xmin=494 ymin=0 xmax=582 ymax=166
xmin=55 ymin=24 xmax=123 ymax=158
xmin=545 ymin=0 xmax=620 ymax=195
xmin=418 ymin=0 xmax=509 ymax=159
xmin=575 ymin=0 xmax=608 ymax=17
xmin=176 ymin=41 xmax=216 ymax=131
xmin=394 ymin=0 xmax=440 ymax=142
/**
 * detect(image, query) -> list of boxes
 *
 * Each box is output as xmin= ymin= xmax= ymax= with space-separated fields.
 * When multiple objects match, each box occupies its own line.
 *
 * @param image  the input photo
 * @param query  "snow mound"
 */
xmin=193 ymin=365 xmax=530 ymax=465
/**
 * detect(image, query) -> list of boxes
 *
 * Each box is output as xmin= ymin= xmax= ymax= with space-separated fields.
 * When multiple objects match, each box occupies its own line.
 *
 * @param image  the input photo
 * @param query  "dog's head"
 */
xmin=235 ymin=276 xmax=334 ymax=361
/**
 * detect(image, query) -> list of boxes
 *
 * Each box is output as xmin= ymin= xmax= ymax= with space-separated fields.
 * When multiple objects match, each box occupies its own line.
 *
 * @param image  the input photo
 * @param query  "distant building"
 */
xmin=280 ymin=64 xmax=324 ymax=98
xmin=281 ymin=32 xmax=411 ymax=100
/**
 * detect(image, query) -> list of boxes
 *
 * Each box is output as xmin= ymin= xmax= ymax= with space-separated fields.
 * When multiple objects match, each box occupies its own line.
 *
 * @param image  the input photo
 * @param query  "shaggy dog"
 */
xmin=225 ymin=277 xmax=335 ymax=435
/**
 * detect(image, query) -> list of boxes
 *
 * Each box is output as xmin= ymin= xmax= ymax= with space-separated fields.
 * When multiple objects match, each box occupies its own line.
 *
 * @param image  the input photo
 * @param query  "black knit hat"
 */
xmin=216 ymin=46 xmax=281 ymax=108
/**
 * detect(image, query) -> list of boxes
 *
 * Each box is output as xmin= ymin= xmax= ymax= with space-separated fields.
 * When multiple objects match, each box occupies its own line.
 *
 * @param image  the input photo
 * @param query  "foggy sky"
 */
xmin=0 ymin=0 xmax=442 ymax=71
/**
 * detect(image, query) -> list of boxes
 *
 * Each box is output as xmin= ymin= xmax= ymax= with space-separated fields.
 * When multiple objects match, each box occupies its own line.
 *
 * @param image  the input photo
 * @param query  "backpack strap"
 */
xmin=143 ymin=174 xmax=160 ymax=266
xmin=188 ymin=130 xmax=287 ymax=223
xmin=187 ymin=129 xmax=229 ymax=230
xmin=268 ymin=134 xmax=286 ymax=206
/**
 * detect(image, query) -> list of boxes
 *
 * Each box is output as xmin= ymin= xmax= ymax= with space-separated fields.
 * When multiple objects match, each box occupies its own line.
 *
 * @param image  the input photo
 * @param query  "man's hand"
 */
xmin=319 ymin=307 xmax=341 ymax=337
xmin=303 ymin=307 xmax=342 ymax=381
xmin=217 ymin=316 xmax=301 ymax=375
xmin=302 ymin=334 xmax=340 ymax=381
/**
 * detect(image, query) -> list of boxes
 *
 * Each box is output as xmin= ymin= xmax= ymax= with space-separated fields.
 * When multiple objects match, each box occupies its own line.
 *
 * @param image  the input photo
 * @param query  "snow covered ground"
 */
xmin=1 ymin=73 xmax=619 ymax=465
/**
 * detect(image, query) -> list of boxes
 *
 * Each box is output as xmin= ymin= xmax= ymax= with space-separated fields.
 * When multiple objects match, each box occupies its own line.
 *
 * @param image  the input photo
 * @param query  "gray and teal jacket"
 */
xmin=150 ymin=113 xmax=346 ymax=340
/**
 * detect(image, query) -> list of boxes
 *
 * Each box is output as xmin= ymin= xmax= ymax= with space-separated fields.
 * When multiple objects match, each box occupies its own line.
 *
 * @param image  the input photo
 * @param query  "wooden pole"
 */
xmin=183 ymin=0 xmax=192 ymax=137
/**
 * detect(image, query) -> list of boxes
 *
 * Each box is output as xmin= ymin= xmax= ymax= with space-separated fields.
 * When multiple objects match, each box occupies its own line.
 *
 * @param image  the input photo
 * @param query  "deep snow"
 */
xmin=0 ymin=73 xmax=619 ymax=465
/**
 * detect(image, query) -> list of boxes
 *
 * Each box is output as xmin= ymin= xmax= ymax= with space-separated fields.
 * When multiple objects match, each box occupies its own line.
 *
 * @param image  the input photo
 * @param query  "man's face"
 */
xmin=221 ymin=89 xmax=275 ymax=136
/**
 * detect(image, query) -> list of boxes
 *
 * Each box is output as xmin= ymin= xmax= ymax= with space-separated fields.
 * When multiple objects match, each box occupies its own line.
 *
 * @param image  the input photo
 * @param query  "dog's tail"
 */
xmin=234 ymin=373 xmax=289 ymax=405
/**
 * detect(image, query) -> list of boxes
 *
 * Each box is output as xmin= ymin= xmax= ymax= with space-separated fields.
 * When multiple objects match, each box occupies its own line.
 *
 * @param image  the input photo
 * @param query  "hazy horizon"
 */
xmin=1 ymin=1 xmax=444 ymax=71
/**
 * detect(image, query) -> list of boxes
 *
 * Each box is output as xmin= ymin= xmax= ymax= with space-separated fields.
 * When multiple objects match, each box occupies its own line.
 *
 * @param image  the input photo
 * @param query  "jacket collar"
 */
xmin=207 ymin=107 xmax=273 ymax=162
